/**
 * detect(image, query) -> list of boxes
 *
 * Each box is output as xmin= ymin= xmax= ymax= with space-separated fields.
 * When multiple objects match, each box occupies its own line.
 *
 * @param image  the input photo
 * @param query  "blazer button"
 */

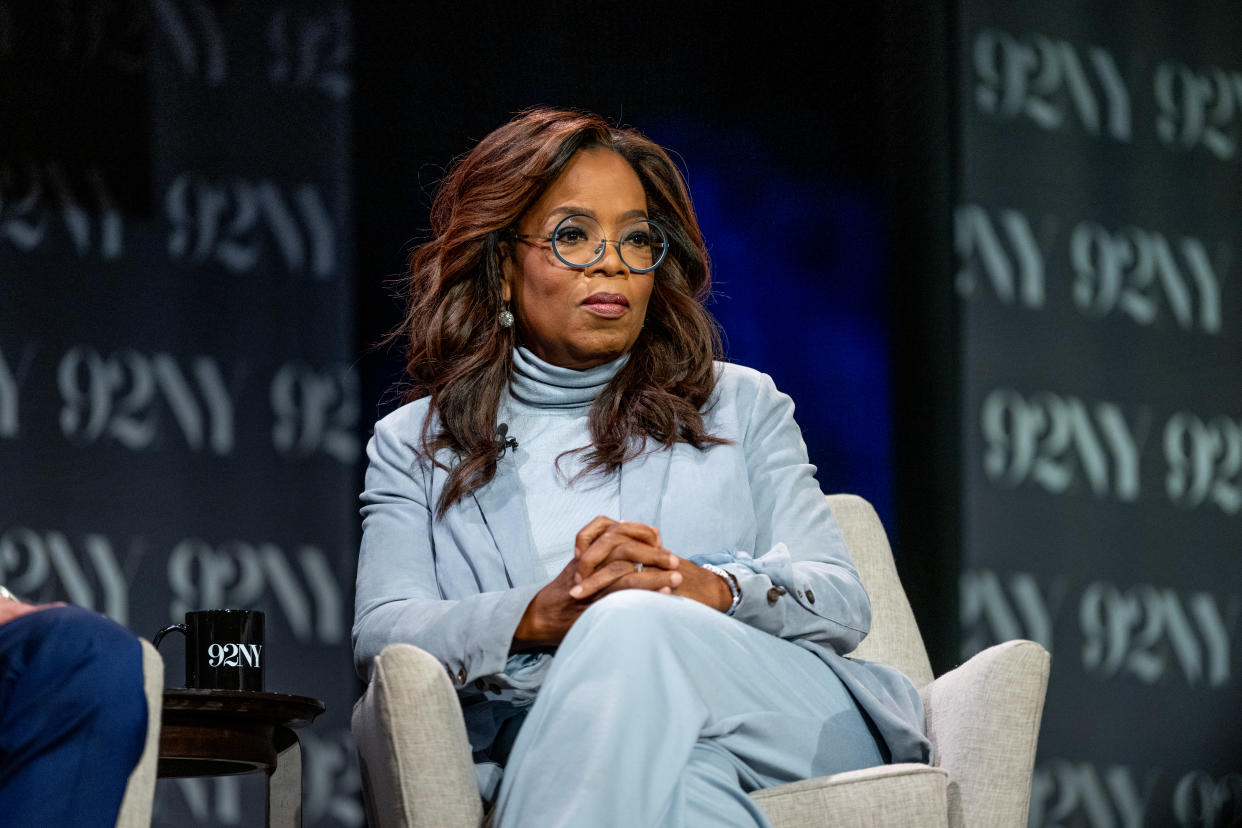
xmin=456 ymin=667 xmax=468 ymax=685
xmin=806 ymin=589 xmax=815 ymax=604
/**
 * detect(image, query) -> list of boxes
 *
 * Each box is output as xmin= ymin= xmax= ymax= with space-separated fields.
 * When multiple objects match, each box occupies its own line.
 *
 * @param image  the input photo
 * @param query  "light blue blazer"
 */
xmin=353 ymin=362 xmax=931 ymax=765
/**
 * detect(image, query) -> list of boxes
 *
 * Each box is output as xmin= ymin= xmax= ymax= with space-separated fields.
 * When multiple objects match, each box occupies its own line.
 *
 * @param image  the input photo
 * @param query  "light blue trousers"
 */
xmin=492 ymin=590 xmax=884 ymax=827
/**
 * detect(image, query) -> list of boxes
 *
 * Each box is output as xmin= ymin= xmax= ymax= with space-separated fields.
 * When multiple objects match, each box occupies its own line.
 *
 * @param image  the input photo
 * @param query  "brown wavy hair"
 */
xmin=397 ymin=107 xmax=727 ymax=516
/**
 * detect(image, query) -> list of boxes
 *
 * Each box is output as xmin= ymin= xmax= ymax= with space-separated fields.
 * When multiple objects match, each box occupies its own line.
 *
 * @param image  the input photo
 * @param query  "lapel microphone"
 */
xmin=494 ymin=423 xmax=519 ymax=459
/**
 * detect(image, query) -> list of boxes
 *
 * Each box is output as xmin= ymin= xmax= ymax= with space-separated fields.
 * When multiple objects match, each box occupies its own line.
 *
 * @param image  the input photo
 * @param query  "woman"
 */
xmin=353 ymin=107 xmax=929 ymax=827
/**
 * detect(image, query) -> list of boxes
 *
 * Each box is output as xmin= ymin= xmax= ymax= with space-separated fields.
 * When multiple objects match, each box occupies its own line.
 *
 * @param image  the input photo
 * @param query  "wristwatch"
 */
xmin=0 ymin=584 xmax=18 ymax=602
xmin=700 ymin=563 xmax=742 ymax=616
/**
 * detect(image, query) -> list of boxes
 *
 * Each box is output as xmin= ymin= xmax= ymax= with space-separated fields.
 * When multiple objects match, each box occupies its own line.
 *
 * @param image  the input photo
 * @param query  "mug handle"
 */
xmin=152 ymin=623 xmax=187 ymax=649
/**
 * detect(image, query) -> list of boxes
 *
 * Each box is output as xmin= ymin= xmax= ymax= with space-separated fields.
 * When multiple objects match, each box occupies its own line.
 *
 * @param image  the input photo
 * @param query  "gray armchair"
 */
xmin=352 ymin=494 xmax=1050 ymax=827
xmin=117 ymin=638 xmax=164 ymax=828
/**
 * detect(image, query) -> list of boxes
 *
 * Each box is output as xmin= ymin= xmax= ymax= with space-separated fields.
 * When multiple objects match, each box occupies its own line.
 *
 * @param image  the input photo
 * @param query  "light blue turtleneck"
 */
xmin=504 ymin=346 xmax=629 ymax=579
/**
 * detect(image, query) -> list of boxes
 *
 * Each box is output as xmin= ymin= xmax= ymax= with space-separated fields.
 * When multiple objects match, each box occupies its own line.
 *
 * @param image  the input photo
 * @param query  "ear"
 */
xmin=498 ymin=240 xmax=515 ymax=302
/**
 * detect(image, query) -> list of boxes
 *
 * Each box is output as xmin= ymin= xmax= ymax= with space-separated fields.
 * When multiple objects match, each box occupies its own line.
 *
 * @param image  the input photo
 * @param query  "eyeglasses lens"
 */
xmin=552 ymin=215 xmax=667 ymax=272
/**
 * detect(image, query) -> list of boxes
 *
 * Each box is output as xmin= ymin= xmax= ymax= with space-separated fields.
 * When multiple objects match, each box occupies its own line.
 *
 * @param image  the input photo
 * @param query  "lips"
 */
xmin=581 ymin=292 xmax=630 ymax=318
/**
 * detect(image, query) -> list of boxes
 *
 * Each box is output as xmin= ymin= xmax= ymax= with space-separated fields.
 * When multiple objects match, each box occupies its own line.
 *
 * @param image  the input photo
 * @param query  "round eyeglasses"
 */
xmin=515 ymin=214 xmax=669 ymax=273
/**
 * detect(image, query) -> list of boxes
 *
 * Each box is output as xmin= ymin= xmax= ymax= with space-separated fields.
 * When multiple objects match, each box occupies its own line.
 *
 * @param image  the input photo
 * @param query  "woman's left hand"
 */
xmin=660 ymin=558 xmax=734 ymax=612
xmin=586 ymin=555 xmax=732 ymax=612
xmin=571 ymin=517 xmax=734 ymax=612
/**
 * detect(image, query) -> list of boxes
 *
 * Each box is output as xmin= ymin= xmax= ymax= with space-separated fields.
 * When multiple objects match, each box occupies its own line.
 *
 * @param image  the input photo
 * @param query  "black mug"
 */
xmin=154 ymin=609 xmax=265 ymax=691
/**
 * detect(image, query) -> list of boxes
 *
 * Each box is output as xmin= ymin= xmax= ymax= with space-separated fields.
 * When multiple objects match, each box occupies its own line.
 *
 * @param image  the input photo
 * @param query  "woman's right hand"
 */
xmin=511 ymin=517 xmax=681 ymax=650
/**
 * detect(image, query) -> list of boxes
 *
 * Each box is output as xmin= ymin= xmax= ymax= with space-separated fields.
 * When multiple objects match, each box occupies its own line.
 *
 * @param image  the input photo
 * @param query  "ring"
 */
xmin=635 ymin=562 xmax=644 ymax=573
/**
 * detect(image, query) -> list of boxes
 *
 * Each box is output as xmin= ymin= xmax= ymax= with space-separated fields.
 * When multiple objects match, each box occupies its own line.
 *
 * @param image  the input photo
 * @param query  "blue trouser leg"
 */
xmin=0 ymin=605 xmax=148 ymax=827
xmin=492 ymin=590 xmax=884 ymax=827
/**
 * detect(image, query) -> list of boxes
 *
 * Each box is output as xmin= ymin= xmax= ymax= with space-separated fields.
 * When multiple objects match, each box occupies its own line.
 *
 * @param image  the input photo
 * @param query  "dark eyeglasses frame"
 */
xmin=512 ymin=213 xmax=669 ymax=274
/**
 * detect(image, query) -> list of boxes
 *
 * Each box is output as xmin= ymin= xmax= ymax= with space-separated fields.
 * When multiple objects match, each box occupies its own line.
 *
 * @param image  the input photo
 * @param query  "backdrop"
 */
xmin=955 ymin=3 xmax=1242 ymax=825
xmin=6 ymin=2 xmax=1236 ymax=826
xmin=1 ymin=3 xmax=362 ymax=824
xmin=3 ymin=2 xmax=900 ymax=826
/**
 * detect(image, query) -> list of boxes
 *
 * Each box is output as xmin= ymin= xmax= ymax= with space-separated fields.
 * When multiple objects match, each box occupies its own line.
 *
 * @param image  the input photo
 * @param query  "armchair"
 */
xmin=116 ymin=638 xmax=164 ymax=828
xmin=352 ymin=494 xmax=1050 ymax=827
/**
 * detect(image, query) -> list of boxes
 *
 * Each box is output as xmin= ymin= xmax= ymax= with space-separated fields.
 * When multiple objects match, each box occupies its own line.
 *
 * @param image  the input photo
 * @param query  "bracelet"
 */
xmin=700 ymin=563 xmax=741 ymax=616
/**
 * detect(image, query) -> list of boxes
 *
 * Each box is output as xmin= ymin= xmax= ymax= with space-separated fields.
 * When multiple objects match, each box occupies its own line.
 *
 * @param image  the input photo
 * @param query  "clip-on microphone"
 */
xmin=495 ymin=423 xmax=519 ymax=459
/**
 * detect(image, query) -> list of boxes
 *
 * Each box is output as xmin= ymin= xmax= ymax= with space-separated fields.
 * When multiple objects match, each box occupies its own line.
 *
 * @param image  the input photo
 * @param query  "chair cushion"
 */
xmin=750 ymin=763 xmax=950 ymax=827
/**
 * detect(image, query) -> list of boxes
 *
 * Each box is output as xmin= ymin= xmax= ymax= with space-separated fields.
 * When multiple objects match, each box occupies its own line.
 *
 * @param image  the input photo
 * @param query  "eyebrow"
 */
xmin=545 ymin=206 xmax=650 ymax=223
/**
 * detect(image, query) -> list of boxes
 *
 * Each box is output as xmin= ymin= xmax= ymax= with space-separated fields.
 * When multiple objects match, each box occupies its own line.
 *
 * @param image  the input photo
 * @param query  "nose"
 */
xmin=590 ymin=238 xmax=630 ymax=276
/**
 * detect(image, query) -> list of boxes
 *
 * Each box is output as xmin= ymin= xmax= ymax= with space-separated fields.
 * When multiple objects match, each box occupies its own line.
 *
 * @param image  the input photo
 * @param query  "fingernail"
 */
xmin=570 ymin=586 xmax=582 ymax=598
xmin=667 ymin=554 xmax=679 ymax=568
xmin=660 ymin=586 xmax=672 ymax=594
xmin=670 ymin=572 xmax=683 ymax=586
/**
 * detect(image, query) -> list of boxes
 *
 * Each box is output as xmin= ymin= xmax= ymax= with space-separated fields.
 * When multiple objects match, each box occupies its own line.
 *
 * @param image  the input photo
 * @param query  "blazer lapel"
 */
xmin=619 ymin=440 xmax=675 ymax=528
xmin=470 ymin=451 xmax=540 ymax=587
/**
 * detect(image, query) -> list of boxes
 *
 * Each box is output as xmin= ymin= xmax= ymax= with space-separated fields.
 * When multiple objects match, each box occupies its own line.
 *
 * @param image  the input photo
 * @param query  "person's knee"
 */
xmin=33 ymin=605 xmax=134 ymax=650
xmin=577 ymin=589 xmax=674 ymax=634
xmin=585 ymin=588 xmax=668 ymax=615
xmin=30 ymin=607 xmax=147 ymax=752
xmin=569 ymin=590 xmax=719 ymax=653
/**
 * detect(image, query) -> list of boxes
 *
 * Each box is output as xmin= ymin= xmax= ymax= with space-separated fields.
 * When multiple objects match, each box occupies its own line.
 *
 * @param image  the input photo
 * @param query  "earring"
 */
xmin=499 ymin=306 xmax=514 ymax=328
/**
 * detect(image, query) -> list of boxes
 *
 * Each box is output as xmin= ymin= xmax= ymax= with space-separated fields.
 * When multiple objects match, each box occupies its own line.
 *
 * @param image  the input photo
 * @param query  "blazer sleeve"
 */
xmin=690 ymin=370 xmax=871 ymax=653
xmin=351 ymin=409 xmax=542 ymax=686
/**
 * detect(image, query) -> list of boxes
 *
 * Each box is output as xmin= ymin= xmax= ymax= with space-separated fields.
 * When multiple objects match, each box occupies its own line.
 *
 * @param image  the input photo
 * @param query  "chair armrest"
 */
xmin=352 ymin=643 xmax=483 ymax=828
xmin=920 ymin=639 xmax=1050 ymax=828
xmin=751 ymin=764 xmax=950 ymax=827
xmin=116 ymin=638 xmax=164 ymax=828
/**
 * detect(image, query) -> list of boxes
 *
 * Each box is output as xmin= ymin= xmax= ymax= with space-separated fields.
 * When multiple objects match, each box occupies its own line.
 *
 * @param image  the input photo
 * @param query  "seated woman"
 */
xmin=352 ymin=107 xmax=929 ymax=827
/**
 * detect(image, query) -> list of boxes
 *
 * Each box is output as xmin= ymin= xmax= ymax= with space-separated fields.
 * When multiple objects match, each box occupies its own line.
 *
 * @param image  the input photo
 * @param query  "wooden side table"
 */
xmin=158 ymin=689 xmax=326 ymax=828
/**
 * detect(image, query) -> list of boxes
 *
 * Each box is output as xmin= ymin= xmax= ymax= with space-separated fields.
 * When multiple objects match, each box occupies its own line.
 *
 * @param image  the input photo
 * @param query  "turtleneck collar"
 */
xmin=509 ymin=346 xmax=629 ymax=409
